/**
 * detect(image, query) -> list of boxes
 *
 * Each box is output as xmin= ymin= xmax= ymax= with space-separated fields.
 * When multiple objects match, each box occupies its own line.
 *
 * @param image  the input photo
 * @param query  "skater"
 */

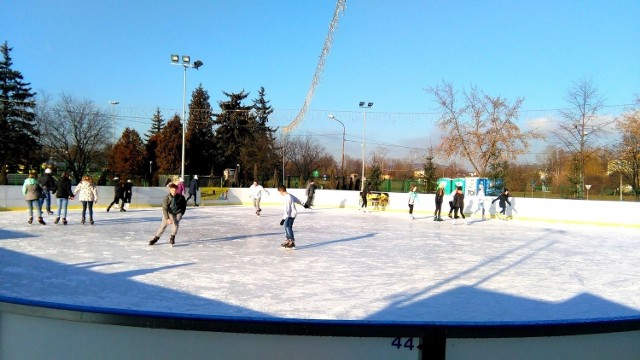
xmin=186 ymin=175 xmax=200 ymax=207
xmin=278 ymin=185 xmax=303 ymax=249
xmin=305 ymin=180 xmax=316 ymax=208
xmin=73 ymin=175 xmax=98 ymax=225
xmin=106 ymin=178 xmax=126 ymax=212
xmin=473 ymin=184 xmax=487 ymax=220
xmin=176 ymin=177 xmax=186 ymax=196
xmin=38 ymin=168 xmax=57 ymax=215
xmin=452 ymin=186 xmax=466 ymax=225
xmin=22 ymin=172 xmax=46 ymax=225
xmin=434 ymin=183 xmax=444 ymax=221
xmin=360 ymin=182 xmax=371 ymax=212
xmin=408 ymin=186 xmax=419 ymax=220
xmin=249 ymin=180 xmax=269 ymax=215
xmin=149 ymin=183 xmax=187 ymax=246
xmin=54 ymin=172 xmax=74 ymax=225
xmin=124 ymin=179 xmax=134 ymax=208
xmin=492 ymin=188 xmax=512 ymax=219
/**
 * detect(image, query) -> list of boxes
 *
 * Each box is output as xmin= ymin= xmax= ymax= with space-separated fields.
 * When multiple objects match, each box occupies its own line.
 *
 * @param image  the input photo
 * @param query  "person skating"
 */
xmin=473 ymin=184 xmax=487 ymax=220
xmin=186 ymin=175 xmax=200 ymax=207
xmin=38 ymin=168 xmax=57 ymax=215
xmin=176 ymin=177 xmax=186 ymax=196
xmin=106 ymin=178 xmax=126 ymax=212
xmin=360 ymin=182 xmax=371 ymax=212
xmin=149 ymin=183 xmax=187 ymax=246
xmin=492 ymin=188 xmax=512 ymax=219
xmin=73 ymin=175 xmax=98 ymax=225
xmin=434 ymin=184 xmax=445 ymax=221
xmin=124 ymin=179 xmax=134 ymax=209
xmin=249 ymin=180 xmax=269 ymax=215
xmin=22 ymin=171 xmax=46 ymax=225
xmin=452 ymin=186 xmax=466 ymax=225
xmin=408 ymin=186 xmax=419 ymax=220
xmin=278 ymin=185 xmax=303 ymax=249
xmin=54 ymin=172 xmax=74 ymax=225
xmin=304 ymin=180 xmax=316 ymax=208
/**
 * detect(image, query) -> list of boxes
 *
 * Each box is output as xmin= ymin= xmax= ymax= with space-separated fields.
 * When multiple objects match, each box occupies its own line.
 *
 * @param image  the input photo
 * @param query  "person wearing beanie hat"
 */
xmin=491 ymin=188 xmax=512 ymax=219
xmin=186 ymin=175 xmax=200 ymax=207
xmin=124 ymin=179 xmax=134 ymax=208
xmin=38 ymin=168 xmax=57 ymax=215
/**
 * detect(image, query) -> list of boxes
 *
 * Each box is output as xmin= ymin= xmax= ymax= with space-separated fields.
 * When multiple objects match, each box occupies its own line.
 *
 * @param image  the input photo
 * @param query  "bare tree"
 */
xmin=552 ymin=79 xmax=614 ymax=197
xmin=614 ymin=106 xmax=640 ymax=197
xmin=427 ymin=82 xmax=540 ymax=177
xmin=287 ymin=135 xmax=334 ymax=183
xmin=38 ymin=94 xmax=112 ymax=182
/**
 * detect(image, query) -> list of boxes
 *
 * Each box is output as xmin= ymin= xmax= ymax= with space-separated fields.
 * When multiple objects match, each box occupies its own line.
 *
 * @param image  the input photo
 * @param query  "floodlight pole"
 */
xmin=328 ymin=115 xmax=345 ymax=186
xmin=359 ymin=102 xmax=373 ymax=191
xmin=109 ymin=100 xmax=119 ymax=143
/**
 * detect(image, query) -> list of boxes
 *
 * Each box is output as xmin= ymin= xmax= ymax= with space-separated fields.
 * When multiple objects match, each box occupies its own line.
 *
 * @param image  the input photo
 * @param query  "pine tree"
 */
xmin=0 ymin=41 xmax=39 ymax=184
xmin=145 ymin=107 xmax=164 ymax=141
xmin=108 ymin=127 xmax=146 ymax=179
xmin=213 ymin=90 xmax=254 ymax=173
xmin=423 ymin=149 xmax=438 ymax=193
xmin=186 ymin=84 xmax=215 ymax=175
xmin=155 ymin=115 xmax=182 ymax=175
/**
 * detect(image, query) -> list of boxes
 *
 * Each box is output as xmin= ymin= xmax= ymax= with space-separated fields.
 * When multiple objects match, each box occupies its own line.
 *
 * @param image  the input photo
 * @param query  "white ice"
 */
xmin=1 ymin=205 xmax=639 ymax=324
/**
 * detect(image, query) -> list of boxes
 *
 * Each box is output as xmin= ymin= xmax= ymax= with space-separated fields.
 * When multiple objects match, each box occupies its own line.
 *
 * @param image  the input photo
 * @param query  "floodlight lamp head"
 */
xmin=328 ymin=114 xmax=335 ymax=119
xmin=182 ymin=55 xmax=190 ymax=64
xmin=359 ymin=101 xmax=365 ymax=107
xmin=171 ymin=54 xmax=179 ymax=63
xmin=368 ymin=102 xmax=373 ymax=107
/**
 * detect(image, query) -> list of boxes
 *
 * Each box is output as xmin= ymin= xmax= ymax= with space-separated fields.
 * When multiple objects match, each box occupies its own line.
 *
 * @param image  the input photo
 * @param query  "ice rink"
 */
xmin=1 ymin=204 xmax=639 ymax=324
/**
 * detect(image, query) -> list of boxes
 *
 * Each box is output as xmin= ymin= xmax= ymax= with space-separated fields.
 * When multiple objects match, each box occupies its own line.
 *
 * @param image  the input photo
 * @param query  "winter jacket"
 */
xmin=282 ymin=193 xmax=303 ymax=219
xmin=22 ymin=178 xmax=42 ymax=201
xmin=188 ymin=179 xmax=199 ymax=195
xmin=55 ymin=176 xmax=73 ymax=199
xmin=38 ymin=174 xmax=57 ymax=192
xmin=492 ymin=193 xmax=511 ymax=208
xmin=408 ymin=191 xmax=418 ymax=205
xmin=452 ymin=192 xmax=465 ymax=209
xmin=435 ymin=189 xmax=444 ymax=205
xmin=74 ymin=181 xmax=98 ymax=202
xmin=177 ymin=182 xmax=185 ymax=196
xmin=162 ymin=193 xmax=187 ymax=218
xmin=113 ymin=183 xmax=126 ymax=198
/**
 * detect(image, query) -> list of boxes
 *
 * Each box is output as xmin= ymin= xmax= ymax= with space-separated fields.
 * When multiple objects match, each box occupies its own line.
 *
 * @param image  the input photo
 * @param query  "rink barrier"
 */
xmin=1 ymin=185 xmax=639 ymax=227
xmin=1 ymin=296 xmax=639 ymax=359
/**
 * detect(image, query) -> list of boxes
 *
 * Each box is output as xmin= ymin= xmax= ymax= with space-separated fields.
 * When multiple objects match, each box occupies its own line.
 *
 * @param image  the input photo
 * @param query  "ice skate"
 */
xmin=62 ymin=218 xmax=68 ymax=225
xmin=27 ymin=216 xmax=33 ymax=224
xmin=281 ymin=239 xmax=292 ymax=247
xmin=149 ymin=236 xmax=159 ymax=246
xmin=54 ymin=216 xmax=60 ymax=224
xmin=38 ymin=217 xmax=46 ymax=225
xmin=81 ymin=217 xmax=85 ymax=224
xmin=284 ymin=240 xmax=296 ymax=249
xmin=169 ymin=235 xmax=175 ymax=246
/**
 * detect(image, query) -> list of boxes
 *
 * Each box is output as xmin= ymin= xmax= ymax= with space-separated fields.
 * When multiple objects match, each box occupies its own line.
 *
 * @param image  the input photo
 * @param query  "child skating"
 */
xmin=278 ymin=185 xmax=303 ymax=249
xmin=491 ymin=188 xmax=512 ymax=220
xmin=149 ymin=183 xmax=187 ymax=246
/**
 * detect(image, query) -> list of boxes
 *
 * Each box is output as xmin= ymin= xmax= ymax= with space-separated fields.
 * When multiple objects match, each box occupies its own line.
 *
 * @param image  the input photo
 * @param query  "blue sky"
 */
xmin=3 ymin=1 xmax=639 ymax=161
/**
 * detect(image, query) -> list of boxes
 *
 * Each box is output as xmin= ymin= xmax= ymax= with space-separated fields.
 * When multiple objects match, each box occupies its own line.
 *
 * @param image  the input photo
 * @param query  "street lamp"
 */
xmin=359 ymin=101 xmax=373 ymax=190
xmin=109 ymin=100 xmax=119 ymax=143
xmin=585 ymin=184 xmax=591 ymax=200
xmin=171 ymin=54 xmax=204 ymax=180
xmin=328 ymin=115 xmax=345 ymax=187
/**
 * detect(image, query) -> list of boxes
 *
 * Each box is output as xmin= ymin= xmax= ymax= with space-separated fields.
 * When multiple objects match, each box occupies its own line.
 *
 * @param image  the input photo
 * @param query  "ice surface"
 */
xmin=1 ymin=205 xmax=639 ymax=324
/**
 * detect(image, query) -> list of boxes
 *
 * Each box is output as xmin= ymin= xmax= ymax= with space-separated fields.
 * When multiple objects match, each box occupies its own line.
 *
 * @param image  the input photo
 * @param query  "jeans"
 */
xmin=284 ymin=217 xmax=296 ymax=240
xmin=81 ymin=201 xmax=94 ymax=219
xmin=56 ymin=198 xmax=69 ymax=218
xmin=39 ymin=191 xmax=52 ymax=212
xmin=26 ymin=199 xmax=43 ymax=218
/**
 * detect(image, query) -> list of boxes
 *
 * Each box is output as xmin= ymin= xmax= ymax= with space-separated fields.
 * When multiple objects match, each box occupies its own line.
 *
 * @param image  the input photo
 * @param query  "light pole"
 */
xmin=109 ymin=100 xmax=119 ymax=143
xmin=585 ymin=184 xmax=591 ymax=200
xmin=171 ymin=54 xmax=203 ymax=180
xmin=328 ymin=114 xmax=345 ymax=187
xmin=149 ymin=161 xmax=153 ymax=186
xmin=359 ymin=101 xmax=373 ymax=190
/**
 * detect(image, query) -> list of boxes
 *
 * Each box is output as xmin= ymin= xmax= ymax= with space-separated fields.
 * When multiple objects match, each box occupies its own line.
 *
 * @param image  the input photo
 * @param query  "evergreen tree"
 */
xmin=145 ymin=107 xmax=164 ymax=141
xmin=368 ymin=163 xmax=383 ymax=191
xmin=186 ymin=84 xmax=215 ymax=175
xmin=240 ymin=86 xmax=278 ymax=182
xmin=108 ymin=127 xmax=146 ymax=180
xmin=0 ymin=41 xmax=39 ymax=184
xmin=155 ymin=115 xmax=182 ymax=175
xmin=423 ymin=149 xmax=438 ymax=193
xmin=213 ymin=90 xmax=254 ymax=174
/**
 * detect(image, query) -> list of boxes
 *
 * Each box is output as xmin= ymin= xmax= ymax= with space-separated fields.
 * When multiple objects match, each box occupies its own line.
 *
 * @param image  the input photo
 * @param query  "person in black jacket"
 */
xmin=124 ymin=179 xmax=134 ymax=207
xmin=186 ymin=175 xmax=199 ymax=207
xmin=149 ymin=183 xmax=187 ymax=246
xmin=54 ymin=172 xmax=74 ymax=225
xmin=107 ymin=178 xmax=126 ymax=212
xmin=434 ymin=184 xmax=445 ymax=221
xmin=38 ymin=168 xmax=57 ymax=215
xmin=452 ymin=186 xmax=466 ymax=225
xmin=360 ymin=182 xmax=371 ymax=212
xmin=491 ymin=188 xmax=512 ymax=219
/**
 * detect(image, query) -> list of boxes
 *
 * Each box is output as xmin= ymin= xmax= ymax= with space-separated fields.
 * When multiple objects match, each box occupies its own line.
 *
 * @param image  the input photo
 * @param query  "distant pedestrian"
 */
xmin=54 ymin=172 xmax=74 ymax=225
xmin=177 ymin=177 xmax=186 ymax=196
xmin=107 ymin=178 xmax=126 ymax=212
xmin=186 ymin=175 xmax=200 ymax=207
xmin=149 ymin=183 xmax=187 ymax=246
xmin=22 ymin=171 xmax=46 ymax=225
xmin=305 ymin=180 xmax=316 ymax=208
xmin=360 ymin=182 xmax=371 ymax=212
xmin=434 ymin=184 xmax=444 ymax=221
xmin=249 ymin=180 xmax=269 ymax=215
xmin=492 ymin=188 xmax=512 ymax=219
xmin=38 ymin=168 xmax=57 ymax=215
xmin=73 ymin=175 xmax=98 ymax=225
xmin=278 ymin=185 xmax=303 ymax=249
xmin=452 ymin=186 xmax=466 ymax=225
xmin=473 ymin=184 xmax=487 ymax=220
xmin=408 ymin=186 xmax=419 ymax=220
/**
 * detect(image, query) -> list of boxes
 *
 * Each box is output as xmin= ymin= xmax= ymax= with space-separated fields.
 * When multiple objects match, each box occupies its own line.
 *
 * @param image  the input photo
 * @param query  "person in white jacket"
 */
xmin=278 ymin=185 xmax=303 ymax=249
xmin=473 ymin=184 xmax=487 ymax=220
xmin=249 ymin=180 xmax=270 ymax=215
